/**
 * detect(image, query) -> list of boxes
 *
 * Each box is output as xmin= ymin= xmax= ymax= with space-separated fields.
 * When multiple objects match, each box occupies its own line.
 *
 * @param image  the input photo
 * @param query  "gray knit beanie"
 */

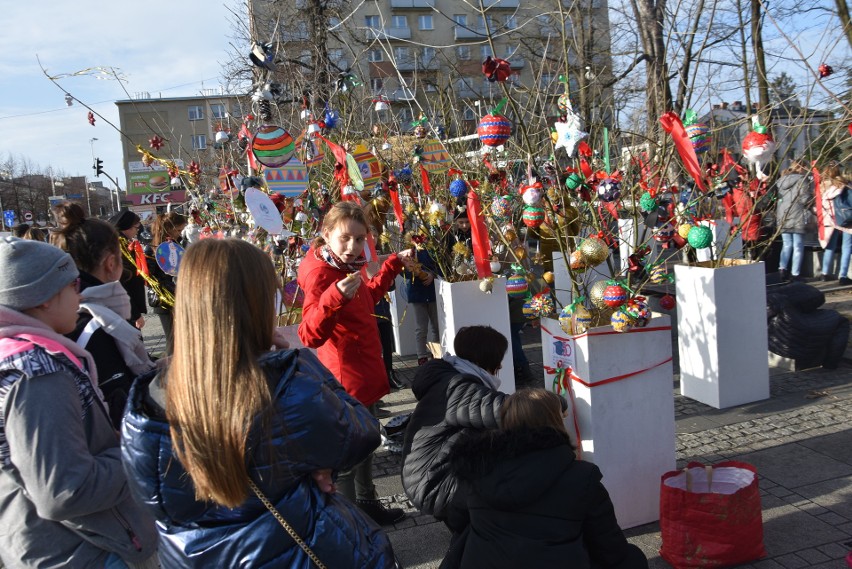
xmin=0 ymin=237 xmax=79 ymax=311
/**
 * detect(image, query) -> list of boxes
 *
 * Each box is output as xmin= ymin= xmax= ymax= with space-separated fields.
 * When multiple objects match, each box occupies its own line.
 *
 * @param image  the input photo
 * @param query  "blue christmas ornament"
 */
xmin=449 ymin=179 xmax=468 ymax=199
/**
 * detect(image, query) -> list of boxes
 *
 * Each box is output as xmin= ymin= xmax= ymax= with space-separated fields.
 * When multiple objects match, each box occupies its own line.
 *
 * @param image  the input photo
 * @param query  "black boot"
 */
xmin=356 ymin=499 xmax=406 ymax=525
xmin=388 ymin=370 xmax=406 ymax=390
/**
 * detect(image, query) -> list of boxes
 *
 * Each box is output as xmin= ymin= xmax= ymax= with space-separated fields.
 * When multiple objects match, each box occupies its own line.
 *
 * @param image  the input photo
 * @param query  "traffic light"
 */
xmin=94 ymin=158 xmax=104 ymax=177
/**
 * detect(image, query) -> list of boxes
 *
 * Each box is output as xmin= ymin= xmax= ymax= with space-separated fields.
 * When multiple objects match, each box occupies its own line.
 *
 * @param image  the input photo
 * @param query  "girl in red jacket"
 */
xmin=298 ymin=201 xmax=414 ymax=525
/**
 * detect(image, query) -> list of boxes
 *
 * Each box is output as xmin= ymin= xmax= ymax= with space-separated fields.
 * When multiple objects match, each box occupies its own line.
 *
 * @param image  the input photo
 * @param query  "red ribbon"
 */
xmin=420 ymin=164 xmax=431 ymax=195
xmin=130 ymin=240 xmax=149 ymax=277
xmin=317 ymin=135 xmax=350 ymax=193
xmin=659 ymin=112 xmax=707 ymax=192
xmin=385 ymin=176 xmax=405 ymax=228
xmin=238 ymin=123 xmax=258 ymax=172
xmin=467 ymin=190 xmax=493 ymax=278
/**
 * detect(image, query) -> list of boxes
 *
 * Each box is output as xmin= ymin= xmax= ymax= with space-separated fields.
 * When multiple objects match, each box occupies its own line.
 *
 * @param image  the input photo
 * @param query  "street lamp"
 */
xmin=88 ymin=138 xmax=98 ymax=216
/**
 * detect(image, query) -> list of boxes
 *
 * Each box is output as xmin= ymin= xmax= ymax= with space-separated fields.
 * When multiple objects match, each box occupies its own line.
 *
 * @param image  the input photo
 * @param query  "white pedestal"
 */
xmin=675 ymin=260 xmax=769 ymax=408
xmin=695 ymin=220 xmax=743 ymax=262
xmin=618 ymin=218 xmax=659 ymax=272
xmin=540 ymin=316 xmax=676 ymax=529
xmin=436 ymin=277 xmax=515 ymax=393
xmin=389 ymin=275 xmax=418 ymax=357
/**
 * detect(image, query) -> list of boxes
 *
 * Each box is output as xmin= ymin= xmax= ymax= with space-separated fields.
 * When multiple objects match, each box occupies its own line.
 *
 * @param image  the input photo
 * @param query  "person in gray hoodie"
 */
xmin=775 ymin=159 xmax=813 ymax=281
xmin=0 ymin=237 xmax=157 ymax=569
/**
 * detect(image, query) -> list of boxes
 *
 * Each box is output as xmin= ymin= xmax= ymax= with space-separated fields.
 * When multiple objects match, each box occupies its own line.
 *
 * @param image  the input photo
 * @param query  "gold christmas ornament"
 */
xmin=572 ymin=305 xmax=593 ymax=334
xmin=504 ymin=228 xmax=517 ymax=243
xmin=542 ymin=271 xmax=555 ymax=284
xmin=453 ymin=241 xmax=470 ymax=257
xmin=579 ymin=237 xmax=609 ymax=266
xmin=678 ymin=224 xmax=693 ymax=239
xmin=588 ymin=280 xmax=609 ymax=309
xmin=513 ymin=246 xmax=527 ymax=260
xmin=569 ymin=250 xmax=587 ymax=273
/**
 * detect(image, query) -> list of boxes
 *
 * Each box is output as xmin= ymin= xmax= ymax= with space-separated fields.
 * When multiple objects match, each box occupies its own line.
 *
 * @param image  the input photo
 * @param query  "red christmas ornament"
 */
xmin=149 ymin=135 xmax=165 ymax=151
xmin=481 ymin=56 xmax=512 ymax=83
xmin=477 ymin=113 xmax=512 ymax=147
xmin=87 ymin=111 xmax=95 ymax=126
xmin=848 ymin=122 xmax=852 ymax=137
xmin=188 ymin=161 xmax=201 ymax=176
xmin=659 ymin=294 xmax=676 ymax=311
xmin=602 ymin=284 xmax=628 ymax=308
xmin=819 ymin=63 xmax=834 ymax=78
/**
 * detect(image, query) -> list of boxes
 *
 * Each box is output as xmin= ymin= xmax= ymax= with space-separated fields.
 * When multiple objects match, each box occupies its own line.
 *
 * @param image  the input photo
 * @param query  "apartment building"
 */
xmin=115 ymin=92 xmax=245 ymax=216
xmin=251 ymin=0 xmax=613 ymax=138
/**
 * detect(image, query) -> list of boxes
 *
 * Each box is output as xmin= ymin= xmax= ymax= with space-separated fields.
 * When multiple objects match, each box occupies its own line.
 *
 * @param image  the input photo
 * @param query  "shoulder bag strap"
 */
xmin=248 ymin=479 xmax=327 ymax=569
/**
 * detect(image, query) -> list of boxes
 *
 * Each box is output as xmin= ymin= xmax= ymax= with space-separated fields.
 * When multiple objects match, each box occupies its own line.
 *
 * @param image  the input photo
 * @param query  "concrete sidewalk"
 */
xmin=136 ymin=286 xmax=852 ymax=569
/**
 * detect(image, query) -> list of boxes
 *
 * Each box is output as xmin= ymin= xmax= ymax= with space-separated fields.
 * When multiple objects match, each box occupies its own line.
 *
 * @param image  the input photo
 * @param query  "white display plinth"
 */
xmin=618 ymin=218 xmax=659 ymax=273
xmin=540 ymin=316 xmax=676 ymax=529
xmin=389 ymin=275 xmax=418 ymax=357
xmin=675 ymin=260 xmax=769 ymax=408
xmin=695 ymin=220 xmax=743 ymax=262
xmin=436 ymin=277 xmax=515 ymax=393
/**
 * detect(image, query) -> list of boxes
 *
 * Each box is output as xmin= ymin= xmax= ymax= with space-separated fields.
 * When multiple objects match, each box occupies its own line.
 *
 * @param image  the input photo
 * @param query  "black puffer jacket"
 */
xmin=443 ymin=427 xmax=648 ymax=569
xmin=401 ymin=358 xmax=507 ymax=532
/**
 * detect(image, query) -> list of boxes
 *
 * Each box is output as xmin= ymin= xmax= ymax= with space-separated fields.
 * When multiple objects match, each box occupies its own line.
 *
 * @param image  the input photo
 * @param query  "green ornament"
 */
xmin=565 ymin=173 xmax=584 ymax=190
xmin=687 ymin=225 xmax=713 ymax=249
xmin=639 ymin=191 xmax=658 ymax=213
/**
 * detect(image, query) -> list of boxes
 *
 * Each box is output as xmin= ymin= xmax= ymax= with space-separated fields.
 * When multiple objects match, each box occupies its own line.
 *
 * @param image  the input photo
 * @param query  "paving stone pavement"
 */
xmin=139 ymin=291 xmax=852 ymax=568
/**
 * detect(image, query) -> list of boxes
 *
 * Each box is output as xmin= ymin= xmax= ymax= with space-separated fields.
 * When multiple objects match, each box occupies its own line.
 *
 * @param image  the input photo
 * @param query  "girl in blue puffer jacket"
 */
xmin=121 ymin=238 xmax=398 ymax=568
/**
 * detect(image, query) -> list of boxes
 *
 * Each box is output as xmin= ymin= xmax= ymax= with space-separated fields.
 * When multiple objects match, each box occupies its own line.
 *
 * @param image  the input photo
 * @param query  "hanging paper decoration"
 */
xmin=506 ymin=273 xmax=529 ymax=297
xmin=149 ymin=135 xmax=165 ymax=150
xmin=819 ymin=63 xmax=833 ymax=78
xmin=295 ymin=134 xmax=325 ymax=167
xmin=683 ymin=109 xmax=711 ymax=156
xmin=252 ymin=125 xmax=295 ymax=167
xmin=522 ymin=206 xmax=545 ymax=228
xmin=351 ymin=145 xmax=382 ymax=187
xmin=155 ymin=241 xmax=185 ymax=276
xmin=263 ymin=159 xmax=308 ymax=197
xmin=553 ymin=109 xmax=587 ymax=156
xmin=659 ymin=112 xmax=707 ymax=192
xmin=687 ymin=225 xmax=713 ymax=249
xmin=420 ymin=139 xmax=451 ymax=173
xmin=245 ymin=188 xmax=285 ymax=235
xmin=477 ymin=98 xmax=512 ymax=147
xmin=741 ymin=117 xmax=776 ymax=179
xmin=482 ymin=56 xmax=512 ymax=82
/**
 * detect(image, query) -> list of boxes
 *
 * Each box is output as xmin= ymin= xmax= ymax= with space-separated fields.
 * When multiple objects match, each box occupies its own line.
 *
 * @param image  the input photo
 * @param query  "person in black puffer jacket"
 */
xmin=442 ymin=389 xmax=648 ymax=569
xmin=401 ymin=325 xmax=509 ymax=534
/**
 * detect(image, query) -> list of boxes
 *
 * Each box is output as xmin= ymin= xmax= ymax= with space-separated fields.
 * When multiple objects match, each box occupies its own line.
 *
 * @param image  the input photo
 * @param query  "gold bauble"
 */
xmin=569 ymin=250 xmax=587 ymax=273
xmin=542 ymin=271 xmax=555 ymax=284
xmin=678 ymin=224 xmax=693 ymax=239
xmin=572 ymin=305 xmax=593 ymax=334
xmin=588 ymin=280 xmax=609 ymax=309
xmin=579 ymin=237 xmax=609 ymax=266
xmin=531 ymin=252 xmax=544 ymax=265
xmin=504 ymin=229 xmax=517 ymax=243
xmin=514 ymin=246 xmax=527 ymax=260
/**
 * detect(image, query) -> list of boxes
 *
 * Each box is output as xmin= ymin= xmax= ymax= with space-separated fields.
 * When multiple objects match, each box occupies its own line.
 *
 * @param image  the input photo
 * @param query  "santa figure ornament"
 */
xmin=741 ymin=116 xmax=776 ymax=180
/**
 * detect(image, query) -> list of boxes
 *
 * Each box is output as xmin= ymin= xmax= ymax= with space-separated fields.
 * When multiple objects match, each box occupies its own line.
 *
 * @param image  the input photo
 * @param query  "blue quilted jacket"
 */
xmin=121 ymin=348 xmax=398 ymax=568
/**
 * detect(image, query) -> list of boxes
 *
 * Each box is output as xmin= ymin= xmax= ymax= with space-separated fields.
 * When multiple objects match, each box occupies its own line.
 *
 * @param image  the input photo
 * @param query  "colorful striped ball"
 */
xmin=649 ymin=264 xmax=669 ymax=284
xmin=611 ymin=310 xmax=636 ymax=333
xmin=506 ymin=274 xmax=529 ymax=297
xmin=603 ymin=284 xmax=628 ymax=308
xmin=477 ymin=113 xmax=512 ymax=147
xmin=572 ymin=306 xmax=593 ymax=333
xmin=686 ymin=123 xmax=711 ymax=155
xmin=251 ymin=125 xmax=295 ymax=167
xmin=558 ymin=307 xmax=574 ymax=335
xmin=522 ymin=206 xmax=545 ymax=228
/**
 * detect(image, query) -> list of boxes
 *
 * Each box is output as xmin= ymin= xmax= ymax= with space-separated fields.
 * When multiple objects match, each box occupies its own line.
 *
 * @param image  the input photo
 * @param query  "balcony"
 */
xmin=366 ymin=26 xmax=412 ymax=40
xmin=508 ymin=56 xmax=525 ymax=69
xmin=395 ymin=58 xmax=441 ymax=71
xmin=454 ymin=26 xmax=487 ymax=40
xmin=390 ymin=0 xmax=436 ymax=7
xmin=481 ymin=0 xmax=520 ymax=7
xmin=389 ymin=88 xmax=417 ymax=102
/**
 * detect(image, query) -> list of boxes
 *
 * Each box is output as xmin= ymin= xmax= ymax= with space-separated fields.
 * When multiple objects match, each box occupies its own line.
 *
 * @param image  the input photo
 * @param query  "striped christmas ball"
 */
xmin=602 ymin=284 xmax=628 ymax=308
xmin=558 ymin=307 xmax=574 ymax=335
xmin=687 ymin=225 xmax=714 ymax=249
xmin=648 ymin=264 xmax=669 ymax=284
xmin=572 ymin=305 xmax=593 ymax=334
xmin=506 ymin=274 xmax=529 ymax=297
xmin=522 ymin=300 xmax=538 ymax=319
xmin=557 ymin=93 xmax=573 ymax=114
xmin=686 ymin=123 xmax=711 ymax=155
xmin=477 ymin=113 xmax=512 ymax=147
xmin=251 ymin=125 xmax=295 ymax=167
xmin=624 ymin=297 xmax=651 ymax=327
xmin=449 ymin=179 xmax=468 ymax=199
xmin=491 ymin=195 xmax=513 ymax=219
xmin=522 ymin=206 xmax=545 ymax=228
xmin=611 ymin=310 xmax=636 ymax=333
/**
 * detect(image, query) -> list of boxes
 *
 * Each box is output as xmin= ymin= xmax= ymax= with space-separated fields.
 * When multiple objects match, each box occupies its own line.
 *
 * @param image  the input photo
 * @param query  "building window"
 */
xmin=540 ymin=73 xmax=555 ymax=88
xmin=191 ymin=134 xmax=207 ymax=150
xmin=299 ymin=50 xmax=312 ymax=65
xmin=422 ymin=46 xmax=436 ymax=62
xmin=463 ymin=108 xmax=476 ymax=121
xmin=210 ymin=103 xmax=226 ymax=119
xmin=392 ymin=15 xmax=408 ymax=29
xmin=188 ymin=105 xmax=204 ymax=121
xmin=371 ymin=78 xmax=384 ymax=93
xmin=329 ymin=49 xmax=344 ymax=63
xmin=477 ymin=15 xmax=495 ymax=30
xmin=398 ymin=107 xmax=413 ymax=123
xmin=394 ymin=46 xmax=412 ymax=63
xmin=481 ymin=45 xmax=493 ymax=59
xmin=367 ymin=48 xmax=383 ymax=62
xmin=453 ymin=14 xmax=467 ymax=26
xmin=456 ymin=45 xmax=471 ymax=60
xmin=365 ymin=15 xmax=380 ymax=28
xmin=329 ymin=16 xmax=341 ymax=28
xmin=418 ymin=15 xmax=433 ymax=30
xmin=505 ymin=15 xmax=517 ymax=29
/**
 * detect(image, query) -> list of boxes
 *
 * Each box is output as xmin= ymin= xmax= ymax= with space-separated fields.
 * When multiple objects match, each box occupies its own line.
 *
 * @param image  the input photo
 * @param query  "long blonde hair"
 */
xmin=500 ymin=389 xmax=567 ymax=435
xmin=151 ymin=211 xmax=187 ymax=246
xmin=166 ymin=239 xmax=276 ymax=507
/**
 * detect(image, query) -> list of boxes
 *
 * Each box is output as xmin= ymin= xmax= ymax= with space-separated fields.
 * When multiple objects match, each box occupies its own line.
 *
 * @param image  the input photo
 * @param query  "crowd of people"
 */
xmin=1 ymin=158 xmax=850 ymax=566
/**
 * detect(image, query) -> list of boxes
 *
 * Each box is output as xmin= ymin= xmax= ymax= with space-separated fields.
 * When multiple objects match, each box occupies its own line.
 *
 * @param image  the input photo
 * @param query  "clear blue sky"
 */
xmin=0 ymin=1 xmax=240 ymax=189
